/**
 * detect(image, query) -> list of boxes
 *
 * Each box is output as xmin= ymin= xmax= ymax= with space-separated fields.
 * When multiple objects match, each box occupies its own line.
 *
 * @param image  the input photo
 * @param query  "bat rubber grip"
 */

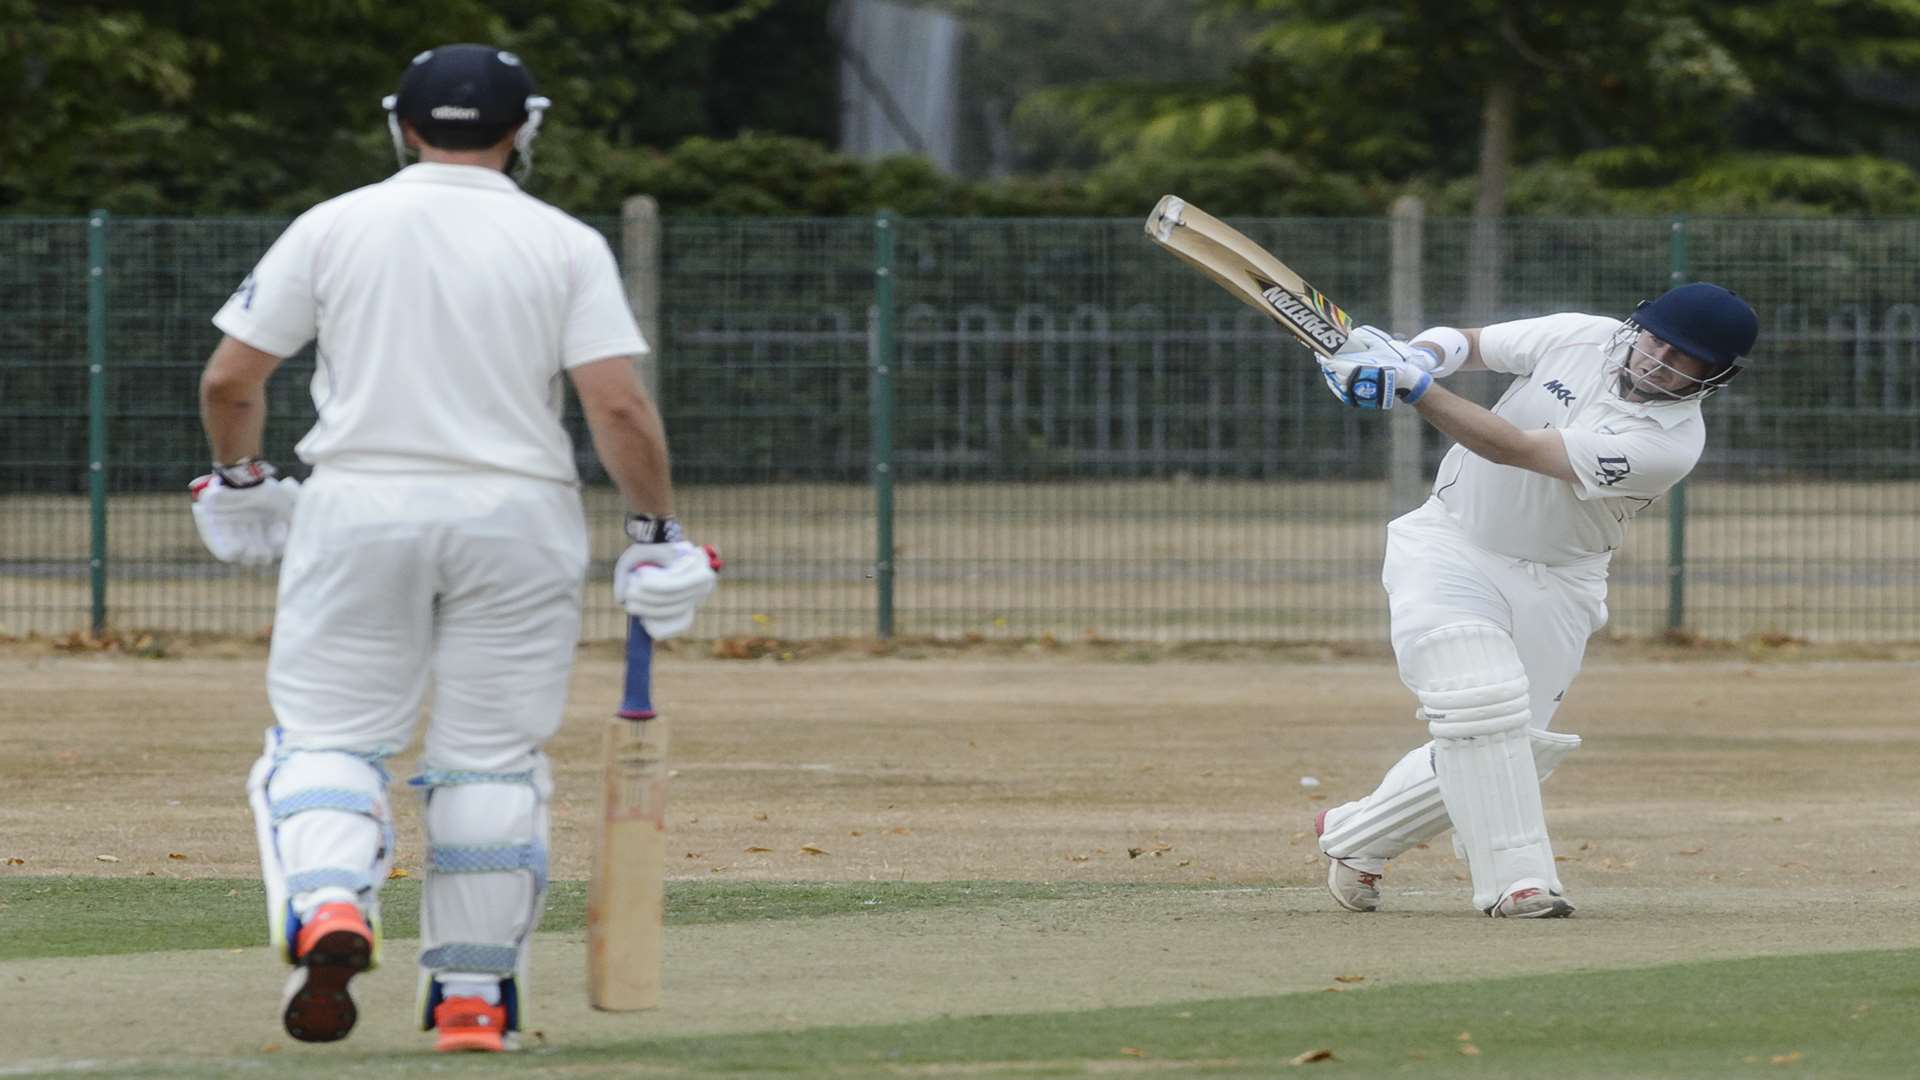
xmin=620 ymin=616 xmax=656 ymax=719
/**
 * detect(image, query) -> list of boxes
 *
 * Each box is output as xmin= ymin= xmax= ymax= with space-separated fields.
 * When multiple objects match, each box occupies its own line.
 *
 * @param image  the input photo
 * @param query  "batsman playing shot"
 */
xmin=1310 ymin=284 xmax=1759 ymax=918
xmin=191 ymin=44 xmax=717 ymax=1050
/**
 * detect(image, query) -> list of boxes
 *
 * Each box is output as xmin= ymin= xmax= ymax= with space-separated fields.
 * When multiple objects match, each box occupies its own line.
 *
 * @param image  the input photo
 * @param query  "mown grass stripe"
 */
xmin=16 ymin=947 xmax=1920 ymax=1079
xmin=519 ymin=946 xmax=1920 ymax=1078
xmin=0 ymin=878 xmax=1228 ymax=962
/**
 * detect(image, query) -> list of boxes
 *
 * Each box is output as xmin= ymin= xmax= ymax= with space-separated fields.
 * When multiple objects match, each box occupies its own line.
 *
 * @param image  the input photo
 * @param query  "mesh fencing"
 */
xmin=2 ymin=213 xmax=1915 ymax=642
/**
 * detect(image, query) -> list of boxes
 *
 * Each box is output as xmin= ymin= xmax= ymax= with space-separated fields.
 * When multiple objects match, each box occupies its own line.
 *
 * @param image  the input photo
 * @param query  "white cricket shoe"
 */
xmin=1314 ymin=808 xmax=1383 ymax=913
xmin=1486 ymin=877 xmax=1575 ymax=919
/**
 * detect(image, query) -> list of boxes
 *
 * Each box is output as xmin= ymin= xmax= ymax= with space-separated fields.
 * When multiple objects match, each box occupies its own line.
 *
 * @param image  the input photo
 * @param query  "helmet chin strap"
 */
xmin=511 ymin=96 xmax=551 ymax=183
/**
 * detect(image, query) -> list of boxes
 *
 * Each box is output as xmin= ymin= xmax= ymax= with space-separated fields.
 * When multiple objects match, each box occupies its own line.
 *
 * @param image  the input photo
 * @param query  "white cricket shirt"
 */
xmin=213 ymin=162 xmax=648 ymax=484
xmin=1428 ymin=313 xmax=1706 ymax=565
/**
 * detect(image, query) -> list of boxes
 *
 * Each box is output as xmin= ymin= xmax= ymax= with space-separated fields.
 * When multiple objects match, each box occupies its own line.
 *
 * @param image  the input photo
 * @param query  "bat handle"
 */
xmin=619 ymin=616 xmax=656 ymax=720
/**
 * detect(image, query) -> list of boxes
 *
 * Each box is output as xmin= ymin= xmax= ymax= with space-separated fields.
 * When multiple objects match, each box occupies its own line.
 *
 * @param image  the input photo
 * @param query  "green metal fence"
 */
xmin=3 ymin=213 xmax=1917 ymax=642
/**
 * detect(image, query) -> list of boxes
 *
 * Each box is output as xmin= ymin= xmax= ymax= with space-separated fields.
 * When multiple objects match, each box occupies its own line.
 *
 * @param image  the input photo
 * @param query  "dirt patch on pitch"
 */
xmin=4 ymin=650 xmax=1919 ymax=1070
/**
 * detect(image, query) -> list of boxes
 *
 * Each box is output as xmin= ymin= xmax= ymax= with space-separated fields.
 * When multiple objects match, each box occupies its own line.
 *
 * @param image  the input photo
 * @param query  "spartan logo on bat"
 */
xmin=1255 ymin=277 xmax=1350 ymax=353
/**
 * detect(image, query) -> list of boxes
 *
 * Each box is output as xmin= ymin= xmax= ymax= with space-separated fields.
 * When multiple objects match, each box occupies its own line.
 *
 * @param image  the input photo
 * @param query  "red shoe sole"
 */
xmin=283 ymin=927 xmax=373 ymax=1043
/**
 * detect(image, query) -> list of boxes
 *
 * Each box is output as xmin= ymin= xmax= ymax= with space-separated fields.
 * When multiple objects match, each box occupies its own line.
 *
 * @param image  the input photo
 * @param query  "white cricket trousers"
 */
xmin=1317 ymin=498 xmax=1608 ymax=881
xmin=1384 ymin=498 xmax=1609 ymax=724
xmin=267 ymin=468 xmax=589 ymax=762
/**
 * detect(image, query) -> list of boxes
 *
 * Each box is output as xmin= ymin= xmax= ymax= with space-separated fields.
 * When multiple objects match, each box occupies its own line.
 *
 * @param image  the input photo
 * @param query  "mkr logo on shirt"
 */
xmin=1542 ymin=379 xmax=1575 ymax=404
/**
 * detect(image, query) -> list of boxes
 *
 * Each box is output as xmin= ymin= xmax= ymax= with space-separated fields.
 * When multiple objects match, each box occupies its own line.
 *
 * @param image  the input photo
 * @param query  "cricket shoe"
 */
xmin=433 ymin=995 xmax=513 ymax=1053
xmin=281 ymin=901 xmax=375 ymax=1042
xmin=1486 ymin=877 xmax=1575 ymax=919
xmin=1314 ymin=807 xmax=1383 ymax=913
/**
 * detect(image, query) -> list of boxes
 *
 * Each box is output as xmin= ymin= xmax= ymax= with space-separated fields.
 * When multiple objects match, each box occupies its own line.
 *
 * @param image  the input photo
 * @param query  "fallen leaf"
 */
xmin=167 ymin=852 xmax=188 ymax=860
xmin=95 ymin=854 xmax=119 ymax=863
xmin=849 ymin=830 xmax=864 ymax=837
xmin=3 ymin=857 xmax=23 ymax=866
xmin=1120 ymin=1048 xmax=1145 ymax=1058
xmin=684 ymin=852 xmax=704 ymax=859
xmin=261 ymin=1043 xmax=281 ymax=1053
xmin=891 ymin=826 xmax=912 ymax=835
xmin=1128 ymin=848 xmax=1145 ymax=859
xmin=1322 ymin=986 xmax=1344 ymax=993
xmin=1333 ymin=975 xmax=1365 ymax=984
xmin=1678 ymin=847 xmax=1704 ymax=856
xmin=1771 ymin=1051 xmax=1803 ymax=1065
xmin=799 ymin=844 xmax=828 ymax=855
xmin=744 ymin=846 xmax=773 ymax=853
xmin=1288 ymin=1048 xmax=1335 ymax=1065
xmin=1459 ymin=1044 xmax=1481 ymax=1057
xmin=1176 ymin=860 xmax=1192 ymax=867
xmin=387 ymin=868 xmax=410 ymax=879
xmin=1307 ymin=793 xmax=1327 ymax=801
xmin=753 ymin=812 xmax=769 ymax=821
xmin=1457 ymin=1032 xmax=1472 ymax=1041
xmin=709 ymin=865 xmax=731 ymax=873
xmin=1068 ymin=854 xmax=1090 ymax=862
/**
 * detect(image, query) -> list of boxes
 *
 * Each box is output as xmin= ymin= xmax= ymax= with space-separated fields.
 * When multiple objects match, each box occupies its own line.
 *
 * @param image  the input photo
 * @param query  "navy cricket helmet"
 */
xmin=1629 ymin=283 xmax=1758 ymax=369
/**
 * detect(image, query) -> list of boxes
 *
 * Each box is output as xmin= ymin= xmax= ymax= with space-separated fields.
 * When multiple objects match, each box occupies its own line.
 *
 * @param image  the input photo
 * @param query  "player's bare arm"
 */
xmin=199 ymin=335 xmax=286 ymax=464
xmin=570 ymin=355 xmax=675 ymax=516
xmin=1411 ymin=384 xmax=1577 ymax=483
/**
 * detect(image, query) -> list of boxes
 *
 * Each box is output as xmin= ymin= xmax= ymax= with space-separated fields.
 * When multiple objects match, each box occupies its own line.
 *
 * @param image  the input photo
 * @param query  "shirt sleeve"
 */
xmin=211 ymin=212 xmax=323 ymax=357
xmin=1478 ymin=313 xmax=1620 ymax=378
xmin=1559 ymin=419 xmax=1702 ymax=501
xmin=562 ymin=231 xmax=649 ymax=369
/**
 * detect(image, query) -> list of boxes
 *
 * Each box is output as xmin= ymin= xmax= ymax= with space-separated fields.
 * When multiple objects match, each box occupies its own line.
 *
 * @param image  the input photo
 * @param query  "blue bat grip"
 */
xmin=619 ymin=616 xmax=655 ymax=719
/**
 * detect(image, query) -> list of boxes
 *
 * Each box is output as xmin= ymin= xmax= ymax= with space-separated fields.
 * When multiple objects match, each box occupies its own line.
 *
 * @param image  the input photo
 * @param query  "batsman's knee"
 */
xmin=1399 ymin=623 xmax=1532 ymax=739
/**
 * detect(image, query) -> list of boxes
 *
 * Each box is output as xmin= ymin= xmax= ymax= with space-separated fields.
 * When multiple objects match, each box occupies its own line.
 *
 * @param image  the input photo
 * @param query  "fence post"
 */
xmin=1388 ymin=196 xmax=1426 ymax=514
xmin=870 ymin=211 xmax=897 ymax=639
xmin=1665 ymin=214 xmax=1689 ymax=634
xmin=87 ymin=210 xmax=110 ymax=636
xmin=620 ymin=195 xmax=663 ymax=401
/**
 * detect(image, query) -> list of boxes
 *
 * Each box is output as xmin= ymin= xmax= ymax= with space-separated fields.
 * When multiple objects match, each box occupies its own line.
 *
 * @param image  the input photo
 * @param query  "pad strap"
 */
xmin=420 ymin=943 xmax=521 ymax=974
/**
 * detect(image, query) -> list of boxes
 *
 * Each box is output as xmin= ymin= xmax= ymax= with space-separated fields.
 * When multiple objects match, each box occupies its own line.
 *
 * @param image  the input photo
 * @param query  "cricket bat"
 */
xmin=1144 ymin=194 xmax=1355 ymax=357
xmin=587 ymin=615 xmax=669 ymax=1011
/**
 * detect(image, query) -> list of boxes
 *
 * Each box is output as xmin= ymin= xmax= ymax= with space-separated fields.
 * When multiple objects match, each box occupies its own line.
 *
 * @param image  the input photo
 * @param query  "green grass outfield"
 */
xmin=4 ymin=879 xmax=1917 ymax=1078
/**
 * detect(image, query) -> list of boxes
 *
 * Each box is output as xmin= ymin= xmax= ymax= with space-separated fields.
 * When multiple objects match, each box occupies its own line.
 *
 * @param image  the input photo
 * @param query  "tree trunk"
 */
xmin=1468 ymin=73 xmax=1516 ymax=321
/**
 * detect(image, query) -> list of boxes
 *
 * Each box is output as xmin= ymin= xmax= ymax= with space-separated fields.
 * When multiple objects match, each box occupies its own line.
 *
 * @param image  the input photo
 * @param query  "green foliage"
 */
xmin=1436 ymin=153 xmax=1920 ymax=216
xmin=0 ymin=0 xmax=831 ymax=216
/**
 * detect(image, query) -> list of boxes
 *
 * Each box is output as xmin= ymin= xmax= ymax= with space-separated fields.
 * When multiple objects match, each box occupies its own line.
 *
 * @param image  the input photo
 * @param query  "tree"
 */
xmin=0 ymin=0 xmax=830 ymax=215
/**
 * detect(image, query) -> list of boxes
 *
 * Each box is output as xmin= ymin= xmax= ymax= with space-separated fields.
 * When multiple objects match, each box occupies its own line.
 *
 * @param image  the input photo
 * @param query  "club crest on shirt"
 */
xmin=1595 ymin=455 xmax=1631 ymax=486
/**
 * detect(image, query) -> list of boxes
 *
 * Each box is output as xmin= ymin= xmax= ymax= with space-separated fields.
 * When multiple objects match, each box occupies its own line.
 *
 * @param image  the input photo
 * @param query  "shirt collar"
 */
xmin=1600 ymin=390 xmax=1700 ymax=430
xmin=388 ymin=162 xmax=520 ymax=193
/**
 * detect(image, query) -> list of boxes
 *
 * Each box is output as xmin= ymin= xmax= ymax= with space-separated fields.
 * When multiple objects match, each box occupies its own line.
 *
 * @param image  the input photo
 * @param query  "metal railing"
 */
xmin=2 ymin=211 xmax=1916 ymax=642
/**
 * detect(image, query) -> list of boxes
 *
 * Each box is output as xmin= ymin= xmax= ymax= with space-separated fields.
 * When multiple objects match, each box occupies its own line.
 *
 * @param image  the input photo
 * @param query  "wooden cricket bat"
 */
xmin=1145 ymin=193 xmax=1355 ymax=357
xmin=587 ymin=616 xmax=668 ymax=1011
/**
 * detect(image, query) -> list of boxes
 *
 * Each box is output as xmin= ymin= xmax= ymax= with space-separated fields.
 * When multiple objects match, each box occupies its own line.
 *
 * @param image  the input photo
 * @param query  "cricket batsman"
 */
xmin=191 ymin=45 xmax=718 ymax=1050
xmin=1310 ymin=283 xmax=1760 ymax=917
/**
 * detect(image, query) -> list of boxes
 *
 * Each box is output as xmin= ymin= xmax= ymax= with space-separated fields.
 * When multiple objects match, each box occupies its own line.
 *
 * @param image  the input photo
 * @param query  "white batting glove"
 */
xmin=1318 ymin=325 xmax=1436 ymax=410
xmin=613 ymin=516 xmax=721 ymax=640
xmin=188 ymin=460 xmax=301 ymax=565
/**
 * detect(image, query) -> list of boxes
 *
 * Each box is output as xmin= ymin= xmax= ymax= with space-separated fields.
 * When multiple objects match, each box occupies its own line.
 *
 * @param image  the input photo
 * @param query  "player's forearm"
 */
xmin=200 ymin=371 xmax=268 ymax=463
xmin=1411 ymin=384 xmax=1530 ymax=464
xmin=199 ymin=336 xmax=285 ymax=464
xmin=586 ymin=399 xmax=675 ymax=517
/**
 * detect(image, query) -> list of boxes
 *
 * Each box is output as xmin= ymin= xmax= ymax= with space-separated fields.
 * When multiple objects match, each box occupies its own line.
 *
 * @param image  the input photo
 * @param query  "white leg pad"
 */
xmin=246 ymin=727 xmax=394 ymax=964
xmin=412 ymin=755 xmax=552 ymax=1033
xmin=1323 ymin=727 xmax=1582 ymax=865
xmin=1404 ymin=623 xmax=1559 ymax=911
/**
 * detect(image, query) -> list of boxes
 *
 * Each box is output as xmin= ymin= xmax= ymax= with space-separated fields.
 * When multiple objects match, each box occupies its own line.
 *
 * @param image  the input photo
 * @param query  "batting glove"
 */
xmin=1319 ymin=325 xmax=1435 ymax=409
xmin=188 ymin=459 xmax=301 ymax=565
xmin=613 ymin=515 xmax=722 ymax=640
